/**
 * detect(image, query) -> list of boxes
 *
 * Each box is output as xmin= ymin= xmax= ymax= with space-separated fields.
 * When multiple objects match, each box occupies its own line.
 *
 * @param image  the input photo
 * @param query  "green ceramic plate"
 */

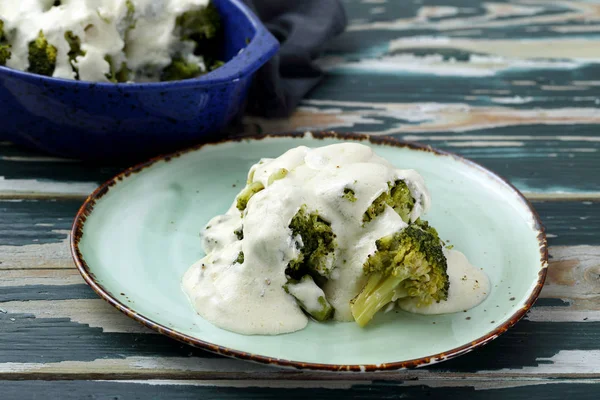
xmin=71 ymin=132 xmax=547 ymax=371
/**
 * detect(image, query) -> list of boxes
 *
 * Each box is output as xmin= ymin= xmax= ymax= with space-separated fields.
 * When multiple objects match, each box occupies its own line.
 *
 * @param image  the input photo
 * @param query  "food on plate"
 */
xmin=0 ymin=0 xmax=222 ymax=82
xmin=182 ymin=143 xmax=490 ymax=335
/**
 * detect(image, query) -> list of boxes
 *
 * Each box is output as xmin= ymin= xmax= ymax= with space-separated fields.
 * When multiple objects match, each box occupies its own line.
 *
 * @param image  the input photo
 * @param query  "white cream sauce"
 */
xmin=286 ymin=278 xmax=327 ymax=314
xmin=182 ymin=143 xmax=489 ymax=335
xmin=0 ymin=0 xmax=209 ymax=82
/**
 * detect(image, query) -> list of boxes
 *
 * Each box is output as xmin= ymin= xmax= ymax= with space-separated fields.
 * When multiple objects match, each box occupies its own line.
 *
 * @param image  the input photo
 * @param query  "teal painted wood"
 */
xmin=0 ymin=0 xmax=599 ymax=394
xmin=1 ymin=199 xmax=598 ymax=247
xmin=0 ymin=312 xmax=216 ymax=364
xmin=1 ymin=380 xmax=600 ymax=400
xmin=0 ymin=199 xmax=597 ymax=373
xmin=0 ymin=199 xmax=77 ymax=246
xmin=1 ymin=309 xmax=599 ymax=370
xmin=0 ymin=285 xmax=96 ymax=302
xmin=3 ymin=133 xmax=600 ymax=193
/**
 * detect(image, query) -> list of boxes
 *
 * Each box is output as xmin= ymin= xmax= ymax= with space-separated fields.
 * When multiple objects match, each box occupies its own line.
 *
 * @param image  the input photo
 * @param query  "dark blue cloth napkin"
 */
xmin=242 ymin=0 xmax=347 ymax=118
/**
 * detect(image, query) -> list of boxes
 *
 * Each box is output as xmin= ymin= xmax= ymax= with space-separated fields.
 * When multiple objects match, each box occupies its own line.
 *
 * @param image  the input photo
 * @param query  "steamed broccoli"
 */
xmin=364 ymin=180 xmax=415 ymax=224
xmin=104 ymin=55 xmax=130 ymax=83
xmin=125 ymin=0 xmax=136 ymax=31
xmin=350 ymin=222 xmax=449 ymax=327
xmin=0 ymin=20 xmax=10 ymax=66
xmin=64 ymin=31 xmax=84 ymax=79
xmin=209 ymin=60 xmax=224 ymax=71
xmin=173 ymin=2 xmax=224 ymax=76
xmin=342 ymin=188 xmax=357 ymax=202
xmin=177 ymin=3 xmax=221 ymax=41
xmin=284 ymin=275 xmax=334 ymax=322
xmin=235 ymin=169 xmax=288 ymax=211
xmin=234 ymin=251 xmax=244 ymax=264
xmin=287 ymin=206 xmax=336 ymax=279
xmin=236 ymin=181 xmax=264 ymax=211
xmin=161 ymin=56 xmax=203 ymax=81
xmin=28 ymin=30 xmax=57 ymax=76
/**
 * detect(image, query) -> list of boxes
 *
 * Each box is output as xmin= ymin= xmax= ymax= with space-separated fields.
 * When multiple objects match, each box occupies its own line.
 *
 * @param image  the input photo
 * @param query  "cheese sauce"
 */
xmin=182 ymin=143 xmax=490 ymax=335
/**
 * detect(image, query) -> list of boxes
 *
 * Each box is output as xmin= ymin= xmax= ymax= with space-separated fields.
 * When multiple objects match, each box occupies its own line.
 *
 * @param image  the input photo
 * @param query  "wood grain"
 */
xmin=1 ymin=0 xmax=599 ymax=395
xmin=2 ymin=380 xmax=600 ymax=400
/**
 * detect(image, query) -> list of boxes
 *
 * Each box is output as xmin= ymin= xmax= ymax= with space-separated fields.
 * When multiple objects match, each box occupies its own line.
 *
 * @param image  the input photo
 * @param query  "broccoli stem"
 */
xmin=236 ymin=181 xmax=265 ymax=211
xmin=267 ymin=168 xmax=288 ymax=185
xmin=284 ymin=275 xmax=334 ymax=322
xmin=350 ymin=273 xmax=406 ymax=327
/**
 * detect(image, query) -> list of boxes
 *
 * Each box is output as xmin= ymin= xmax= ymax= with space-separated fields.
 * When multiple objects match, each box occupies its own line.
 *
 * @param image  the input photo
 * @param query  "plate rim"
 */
xmin=70 ymin=131 xmax=548 ymax=372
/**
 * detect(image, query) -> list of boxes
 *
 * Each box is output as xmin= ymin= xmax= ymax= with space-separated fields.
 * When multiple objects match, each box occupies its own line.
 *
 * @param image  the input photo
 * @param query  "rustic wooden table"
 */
xmin=1 ymin=0 xmax=600 ymax=398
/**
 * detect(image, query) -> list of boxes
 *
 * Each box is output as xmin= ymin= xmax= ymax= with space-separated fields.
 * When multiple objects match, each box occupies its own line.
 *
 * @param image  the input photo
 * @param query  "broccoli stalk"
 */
xmin=236 ymin=181 xmax=264 ymax=211
xmin=235 ymin=169 xmax=288 ymax=211
xmin=284 ymin=275 xmax=334 ymax=322
xmin=364 ymin=180 xmax=415 ymax=224
xmin=350 ymin=222 xmax=449 ymax=327
xmin=28 ymin=30 xmax=57 ymax=76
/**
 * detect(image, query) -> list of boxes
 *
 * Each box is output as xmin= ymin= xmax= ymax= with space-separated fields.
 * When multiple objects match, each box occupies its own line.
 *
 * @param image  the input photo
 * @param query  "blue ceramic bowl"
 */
xmin=0 ymin=0 xmax=279 ymax=160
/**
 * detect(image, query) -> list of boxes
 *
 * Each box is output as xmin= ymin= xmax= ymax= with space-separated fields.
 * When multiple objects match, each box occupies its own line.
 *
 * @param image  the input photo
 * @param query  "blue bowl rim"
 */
xmin=0 ymin=0 xmax=280 ymax=89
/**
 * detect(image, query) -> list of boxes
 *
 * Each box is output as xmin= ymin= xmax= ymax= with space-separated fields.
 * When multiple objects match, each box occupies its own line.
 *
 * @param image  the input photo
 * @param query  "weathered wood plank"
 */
xmin=0 ymin=0 xmax=598 ymax=390
xmin=0 ymin=244 xmax=596 ymax=328
xmin=3 ymin=112 xmax=599 ymax=195
xmin=0 ymin=244 xmax=598 ymax=379
xmin=0 ymin=199 xmax=597 ymax=267
xmin=2 ymin=380 xmax=600 ymax=400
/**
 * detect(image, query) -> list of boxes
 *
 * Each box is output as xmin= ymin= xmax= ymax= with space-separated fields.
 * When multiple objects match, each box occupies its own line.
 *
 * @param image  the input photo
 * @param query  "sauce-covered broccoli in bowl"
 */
xmin=0 ymin=0 xmax=223 ymax=82
xmin=0 ymin=0 xmax=279 ymax=160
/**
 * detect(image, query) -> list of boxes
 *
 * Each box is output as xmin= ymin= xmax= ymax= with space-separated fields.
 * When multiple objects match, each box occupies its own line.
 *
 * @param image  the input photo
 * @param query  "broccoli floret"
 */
xmin=104 ymin=55 xmax=130 ymax=83
xmin=342 ymin=188 xmax=357 ymax=202
xmin=28 ymin=30 xmax=57 ymax=76
xmin=161 ymin=57 xmax=202 ymax=81
xmin=234 ymin=251 xmax=244 ymax=264
xmin=64 ymin=31 xmax=85 ymax=79
xmin=234 ymin=227 xmax=243 ymax=240
xmin=287 ymin=206 xmax=336 ymax=279
xmin=363 ymin=180 xmax=415 ymax=224
xmin=209 ymin=60 xmax=224 ymax=71
xmin=177 ymin=3 xmax=221 ymax=41
xmin=284 ymin=275 xmax=334 ymax=322
xmin=0 ymin=45 xmax=9 ymax=66
xmin=236 ymin=181 xmax=264 ymax=211
xmin=171 ymin=2 xmax=224 ymax=77
xmin=0 ymin=20 xmax=11 ymax=66
xmin=350 ymin=223 xmax=449 ymax=327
